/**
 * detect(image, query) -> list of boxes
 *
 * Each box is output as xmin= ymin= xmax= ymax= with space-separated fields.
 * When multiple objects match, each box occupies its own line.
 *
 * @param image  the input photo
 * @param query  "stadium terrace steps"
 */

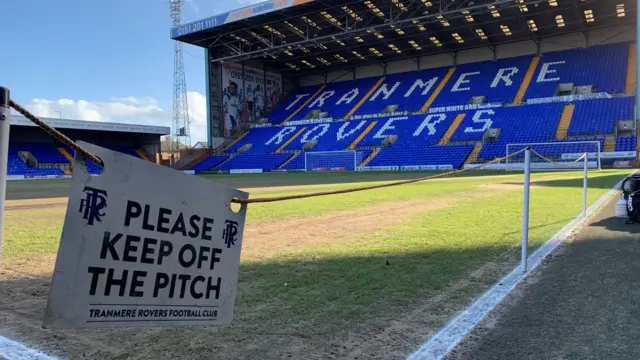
xmin=360 ymin=148 xmax=381 ymax=167
xmin=513 ymin=56 xmax=540 ymax=104
xmin=281 ymin=84 xmax=326 ymax=125
xmin=276 ymin=127 xmax=306 ymax=153
xmin=465 ymin=144 xmax=482 ymax=164
xmin=604 ymin=138 xmax=616 ymax=152
xmin=57 ymin=147 xmax=74 ymax=166
xmin=343 ymin=77 xmax=386 ymax=120
xmin=348 ymin=120 xmax=378 ymax=150
xmin=181 ymin=152 xmax=211 ymax=171
xmin=135 ymin=148 xmax=152 ymax=161
xmin=625 ymin=43 xmax=636 ymax=94
xmin=438 ymin=113 xmax=466 ymax=145
xmin=555 ymin=104 xmax=575 ymax=140
xmin=420 ymin=67 xmax=455 ymax=112
xmin=277 ymin=153 xmax=298 ymax=170
xmin=213 ymin=154 xmax=234 ymax=170
xmin=224 ymin=131 xmax=249 ymax=151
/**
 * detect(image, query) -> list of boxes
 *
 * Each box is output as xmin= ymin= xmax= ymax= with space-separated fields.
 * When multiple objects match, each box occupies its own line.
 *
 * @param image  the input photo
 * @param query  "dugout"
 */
xmin=9 ymin=114 xmax=170 ymax=167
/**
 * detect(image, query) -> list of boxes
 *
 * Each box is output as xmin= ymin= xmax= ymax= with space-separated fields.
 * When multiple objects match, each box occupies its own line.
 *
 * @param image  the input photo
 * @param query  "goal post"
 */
xmin=304 ymin=150 xmax=363 ymax=172
xmin=505 ymin=141 xmax=602 ymax=171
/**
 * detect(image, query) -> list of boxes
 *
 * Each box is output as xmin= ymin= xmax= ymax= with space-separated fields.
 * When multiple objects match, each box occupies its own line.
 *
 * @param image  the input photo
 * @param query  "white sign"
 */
xmin=44 ymin=142 xmax=248 ymax=328
xmin=427 ymin=103 xmax=502 ymax=114
xmin=229 ymin=168 xmax=263 ymax=174
xmin=526 ymin=92 xmax=613 ymax=104
xmin=561 ymin=151 xmax=636 ymax=160
xmin=465 ymin=162 xmax=598 ymax=170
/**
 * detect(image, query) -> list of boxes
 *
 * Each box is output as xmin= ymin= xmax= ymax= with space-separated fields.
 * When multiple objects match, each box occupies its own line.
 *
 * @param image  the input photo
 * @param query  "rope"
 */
xmin=231 ymin=148 xmax=527 ymax=204
xmin=9 ymin=100 xmax=104 ymax=167
xmin=8 ymin=98 xmax=529 ymax=205
xmin=529 ymin=148 xmax=562 ymax=164
xmin=529 ymin=148 xmax=588 ymax=164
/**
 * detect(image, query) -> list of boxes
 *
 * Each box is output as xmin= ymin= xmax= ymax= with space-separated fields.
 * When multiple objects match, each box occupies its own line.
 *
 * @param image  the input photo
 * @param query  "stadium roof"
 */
xmin=10 ymin=115 xmax=170 ymax=135
xmin=172 ymin=0 xmax=636 ymax=75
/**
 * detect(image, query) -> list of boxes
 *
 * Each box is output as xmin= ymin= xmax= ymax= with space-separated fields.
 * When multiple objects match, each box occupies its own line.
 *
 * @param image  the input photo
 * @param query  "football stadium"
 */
xmin=1 ymin=0 xmax=640 ymax=359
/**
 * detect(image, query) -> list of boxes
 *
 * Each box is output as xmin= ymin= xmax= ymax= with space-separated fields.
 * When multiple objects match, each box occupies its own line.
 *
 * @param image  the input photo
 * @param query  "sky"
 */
xmin=1 ymin=0 xmax=262 ymax=144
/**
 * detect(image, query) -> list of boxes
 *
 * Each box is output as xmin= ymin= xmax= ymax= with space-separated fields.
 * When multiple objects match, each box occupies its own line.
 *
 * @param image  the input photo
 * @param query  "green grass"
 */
xmin=0 ymin=170 xmax=630 ymax=352
xmin=234 ymin=171 xmax=627 ymax=329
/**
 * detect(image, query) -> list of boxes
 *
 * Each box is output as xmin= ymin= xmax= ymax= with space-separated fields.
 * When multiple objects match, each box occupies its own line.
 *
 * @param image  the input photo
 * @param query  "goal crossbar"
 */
xmin=505 ymin=141 xmax=602 ymax=171
xmin=304 ymin=150 xmax=361 ymax=172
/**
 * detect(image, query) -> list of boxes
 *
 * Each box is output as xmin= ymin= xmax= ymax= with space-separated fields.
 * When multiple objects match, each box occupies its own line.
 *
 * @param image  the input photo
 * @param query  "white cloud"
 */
xmin=24 ymin=92 xmax=208 ymax=145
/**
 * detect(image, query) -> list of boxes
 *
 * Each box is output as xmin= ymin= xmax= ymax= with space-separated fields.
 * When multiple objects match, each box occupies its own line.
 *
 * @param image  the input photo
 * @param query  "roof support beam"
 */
xmin=210 ymin=0 xmax=553 ymax=63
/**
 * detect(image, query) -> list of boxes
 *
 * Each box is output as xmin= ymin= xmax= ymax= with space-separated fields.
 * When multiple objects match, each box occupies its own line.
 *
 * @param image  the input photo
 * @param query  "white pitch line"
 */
xmin=0 ymin=336 xmax=59 ymax=360
xmin=407 ymin=172 xmax=634 ymax=360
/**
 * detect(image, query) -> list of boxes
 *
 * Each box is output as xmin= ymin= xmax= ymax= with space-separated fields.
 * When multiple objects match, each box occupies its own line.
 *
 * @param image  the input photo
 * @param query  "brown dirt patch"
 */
xmin=5 ymin=197 xmax=68 ymax=211
xmin=242 ymin=190 xmax=501 ymax=261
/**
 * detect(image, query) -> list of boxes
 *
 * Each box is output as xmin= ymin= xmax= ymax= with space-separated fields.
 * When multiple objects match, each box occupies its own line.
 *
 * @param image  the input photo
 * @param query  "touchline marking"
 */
xmin=407 ymin=171 xmax=635 ymax=360
xmin=0 ymin=336 xmax=59 ymax=360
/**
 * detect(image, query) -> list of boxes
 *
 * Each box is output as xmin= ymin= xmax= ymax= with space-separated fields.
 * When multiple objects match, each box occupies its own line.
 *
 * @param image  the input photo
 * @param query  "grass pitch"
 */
xmin=0 ymin=170 xmax=629 ymax=360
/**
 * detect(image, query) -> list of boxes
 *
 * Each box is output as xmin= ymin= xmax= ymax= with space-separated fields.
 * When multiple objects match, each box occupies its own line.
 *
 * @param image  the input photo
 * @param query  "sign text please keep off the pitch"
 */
xmin=44 ymin=142 xmax=248 ymax=328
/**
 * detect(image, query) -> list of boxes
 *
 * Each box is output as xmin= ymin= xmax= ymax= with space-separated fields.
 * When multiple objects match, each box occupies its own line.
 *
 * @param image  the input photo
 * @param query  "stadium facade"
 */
xmin=7 ymin=115 xmax=169 ymax=179
xmin=172 ymin=0 xmax=639 ymax=173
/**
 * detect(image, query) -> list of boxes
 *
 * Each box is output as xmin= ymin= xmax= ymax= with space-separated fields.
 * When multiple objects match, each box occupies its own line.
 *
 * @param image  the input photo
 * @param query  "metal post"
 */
xmin=353 ymin=150 xmax=357 ymax=171
xmin=521 ymin=147 xmax=531 ymax=273
xmin=583 ymin=152 xmax=588 ymax=218
xmin=0 ymin=87 xmax=11 ymax=262
xmin=636 ymin=3 xmax=640 ymax=121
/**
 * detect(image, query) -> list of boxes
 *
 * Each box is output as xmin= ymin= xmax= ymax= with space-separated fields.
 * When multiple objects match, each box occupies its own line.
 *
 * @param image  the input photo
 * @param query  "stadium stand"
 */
xmin=433 ymin=56 xmax=533 ymax=107
xmin=354 ymin=67 xmax=450 ymax=115
xmin=569 ymin=97 xmax=634 ymax=136
xmin=616 ymin=136 xmax=637 ymax=152
xmin=188 ymin=42 xmax=637 ymax=173
xmin=523 ymin=43 xmax=629 ymax=100
xmin=268 ymin=84 xmax=323 ymax=124
xmin=283 ymin=120 xmax=373 ymax=152
xmin=292 ymin=77 xmax=381 ymax=121
xmin=6 ymin=116 xmax=168 ymax=178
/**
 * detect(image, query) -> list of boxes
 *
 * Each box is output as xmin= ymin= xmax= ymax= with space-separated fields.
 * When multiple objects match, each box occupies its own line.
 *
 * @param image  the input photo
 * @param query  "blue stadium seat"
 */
xmin=478 ymin=138 xmax=605 ymax=162
xmin=191 ymin=155 xmax=229 ymax=172
xmin=450 ymin=103 xmax=565 ymax=143
xmin=357 ymin=113 xmax=457 ymax=148
xmin=368 ymin=145 xmax=474 ymax=169
xmin=524 ymin=43 xmax=628 ymax=100
xmin=616 ymin=136 xmax=637 ymax=152
xmin=268 ymin=84 xmax=322 ymax=124
xmin=433 ymin=56 xmax=532 ymax=106
xmin=218 ymin=153 xmax=292 ymax=172
xmin=293 ymin=77 xmax=380 ymax=121
xmin=283 ymin=120 xmax=372 ymax=152
xmin=226 ymin=126 xmax=301 ymax=154
xmin=355 ymin=67 xmax=450 ymax=116
xmin=569 ymin=97 xmax=634 ymax=136
xmin=281 ymin=153 xmax=305 ymax=170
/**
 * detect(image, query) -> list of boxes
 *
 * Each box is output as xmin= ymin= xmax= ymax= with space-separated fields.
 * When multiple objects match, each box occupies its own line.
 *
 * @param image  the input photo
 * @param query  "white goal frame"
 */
xmin=304 ymin=150 xmax=359 ymax=172
xmin=505 ymin=141 xmax=602 ymax=171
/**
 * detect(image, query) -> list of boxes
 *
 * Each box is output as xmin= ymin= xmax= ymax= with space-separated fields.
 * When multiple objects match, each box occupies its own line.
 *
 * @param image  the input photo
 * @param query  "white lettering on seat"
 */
xmin=464 ymin=110 xmax=494 ymax=133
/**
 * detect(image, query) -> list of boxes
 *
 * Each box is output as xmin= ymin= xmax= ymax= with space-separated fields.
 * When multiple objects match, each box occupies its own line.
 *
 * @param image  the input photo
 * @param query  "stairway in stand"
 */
xmin=464 ymin=144 xmax=482 ymax=165
xmin=360 ymin=148 xmax=381 ymax=167
xmin=603 ymin=137 xmax=616 ymax=152
xmin=555 ymin=104 xmax=575 ymax=140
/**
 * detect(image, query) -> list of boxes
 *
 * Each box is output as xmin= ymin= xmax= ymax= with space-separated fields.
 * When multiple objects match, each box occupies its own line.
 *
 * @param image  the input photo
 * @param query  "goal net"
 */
xmin=505 ymin=141 xmax=602 ymax=171
xmin=304 ymin=150 xmax=364 ymax=172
